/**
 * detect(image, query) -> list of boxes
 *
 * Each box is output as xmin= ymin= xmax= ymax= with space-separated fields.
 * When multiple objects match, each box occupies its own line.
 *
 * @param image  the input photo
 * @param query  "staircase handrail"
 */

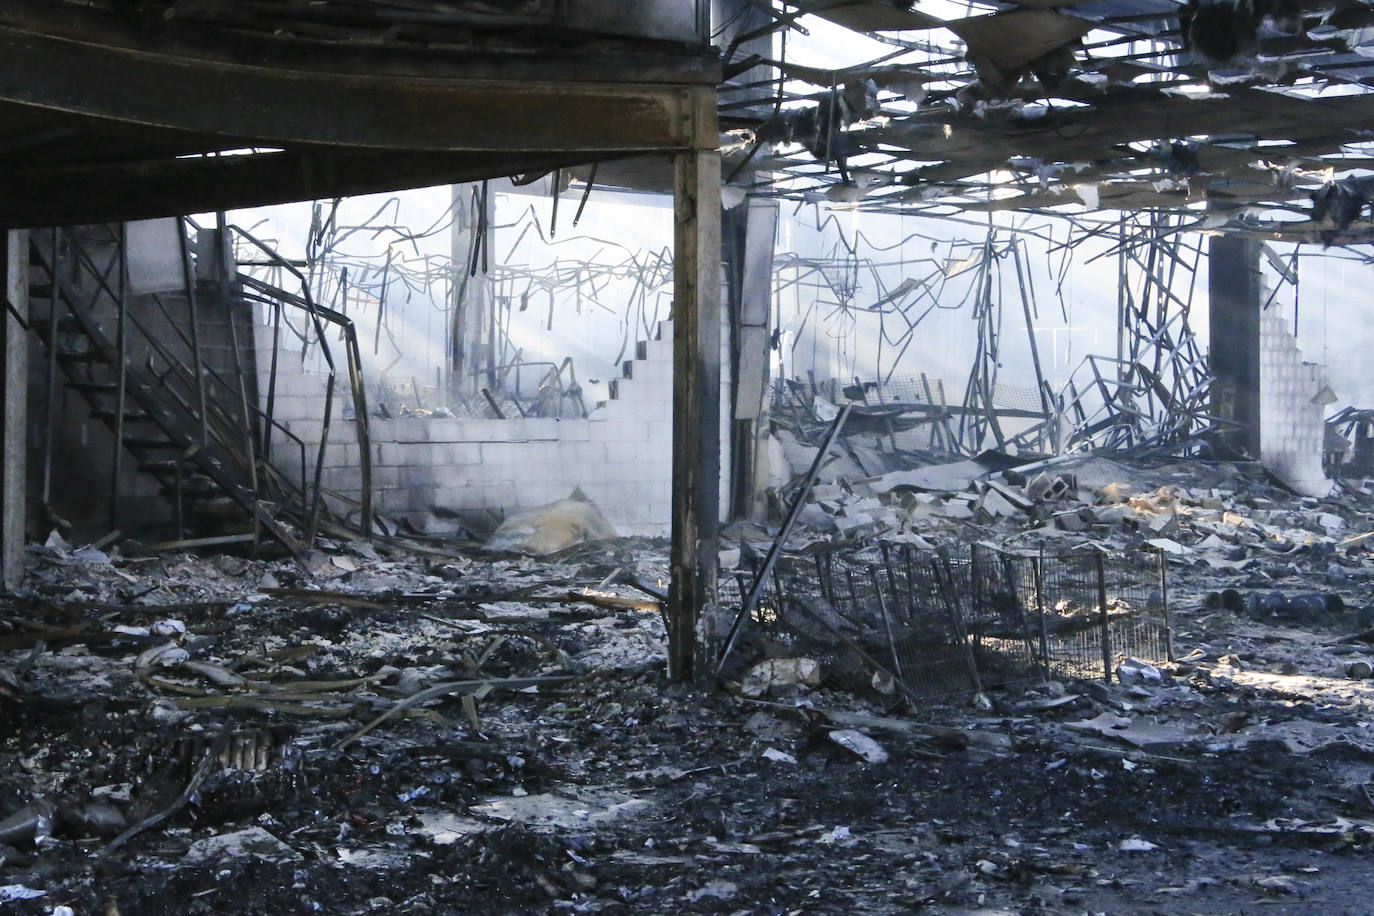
xmin=223 ymin=223 xmax=374 ymax=540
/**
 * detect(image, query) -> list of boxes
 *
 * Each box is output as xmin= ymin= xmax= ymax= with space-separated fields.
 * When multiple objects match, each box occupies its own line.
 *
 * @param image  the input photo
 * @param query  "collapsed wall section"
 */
xmin=1259 ymin=311 xmax=1334 ymax=497
xmin=256 ymin=318 xmax=675 ymax=537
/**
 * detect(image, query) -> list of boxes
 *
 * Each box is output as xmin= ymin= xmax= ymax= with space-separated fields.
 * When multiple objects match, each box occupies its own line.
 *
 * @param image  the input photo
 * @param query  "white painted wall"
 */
xmin=257 ymin=319 xmax=676 ymax=537
xmin=1259 ymin=311 xmax=1333 ymax=497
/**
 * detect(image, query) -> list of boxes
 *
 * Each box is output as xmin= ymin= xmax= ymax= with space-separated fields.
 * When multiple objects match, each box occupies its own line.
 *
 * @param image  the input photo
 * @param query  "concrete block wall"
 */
xmin=253 ymin=318 xmax=675 ymax=537
xmin=1259 ymin=312 xmax=1333 ymax=497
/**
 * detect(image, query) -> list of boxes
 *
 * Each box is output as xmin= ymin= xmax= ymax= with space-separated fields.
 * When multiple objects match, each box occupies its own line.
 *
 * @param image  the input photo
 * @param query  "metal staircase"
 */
xmin=26 ymin=223 xmax=323 ymax=552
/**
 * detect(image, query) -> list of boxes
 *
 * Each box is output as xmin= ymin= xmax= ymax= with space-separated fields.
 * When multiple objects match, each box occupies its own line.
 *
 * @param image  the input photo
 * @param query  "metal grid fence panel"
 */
xmin=732 ymin=541 xmax=1170 ymax=705
xmin=1037 ymin=548 xmax=1170 ymax=680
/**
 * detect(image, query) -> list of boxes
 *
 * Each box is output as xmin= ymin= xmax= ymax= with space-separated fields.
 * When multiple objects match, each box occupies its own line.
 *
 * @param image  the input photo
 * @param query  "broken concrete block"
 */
xmin=1046 ymin=474 xmax=1075 ymax=499
xmin=1116 ymin=657 xmax=1162 ymax=687
xmin=739 ymin=657 xmax=822 ymax=698
xmin=936 ymin=500 xmax=975 ymax=520
xmin=1053 ymin=510 xmax=1086 ymax=532
xmin=1087 ymin=505 xmax=1131 ymax=526
xmin=984 ymin=479 xmax=1034 ymax=513
xmin=1023 ymin=471 xmax=1054 ymax=502
xmin=1144 ymin=512 xmax=1179 ymax=538
xmin=978 ymin=488 xmax=1018 ymax=519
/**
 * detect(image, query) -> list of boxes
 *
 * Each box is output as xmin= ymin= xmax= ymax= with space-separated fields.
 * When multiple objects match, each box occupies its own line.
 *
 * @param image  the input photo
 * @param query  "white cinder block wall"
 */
xmin=1258 ymin=312 xmax=1333 ymax=497
xmin=255 ymin=318 xmax=676 ymax=537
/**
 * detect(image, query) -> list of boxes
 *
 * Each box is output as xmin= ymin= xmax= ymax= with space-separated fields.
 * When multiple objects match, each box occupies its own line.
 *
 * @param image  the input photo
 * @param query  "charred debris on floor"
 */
xmin=4 ymin=434 xmax=1374 ymax=911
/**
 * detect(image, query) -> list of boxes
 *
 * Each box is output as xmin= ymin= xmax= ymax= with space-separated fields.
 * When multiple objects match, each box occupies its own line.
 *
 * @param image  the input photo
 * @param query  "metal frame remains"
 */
xmin=719 ymin=0 xmax=1374 ymax=243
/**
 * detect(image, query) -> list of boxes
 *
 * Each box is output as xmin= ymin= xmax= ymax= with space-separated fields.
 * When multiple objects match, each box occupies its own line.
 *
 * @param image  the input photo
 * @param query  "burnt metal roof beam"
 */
xmin=0 ymin=149 xmax=618 ymax=230
xmin=0 ymin=26 xmax=715 ymax=154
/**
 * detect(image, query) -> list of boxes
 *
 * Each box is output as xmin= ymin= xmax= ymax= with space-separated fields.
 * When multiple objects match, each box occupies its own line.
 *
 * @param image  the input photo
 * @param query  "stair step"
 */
xmin=636 ymin=340 xmax=648 ymax=361
xmin=30 ymin=314 xmax=92 ymax=335
xmin=68 ymin=380 xmax=118 ymax=394
xmin=140 ymin=459 xmax=209 ymax=474
xmin=122 ymin=437 xmax=183 ymax=451
xmin=175 ymin=496 xmax=244 ymax=515
xmin=91 ymin=408 xmax=153 ymax=423
xmin=163 ymin=480 xmax=223 ymax=498
xmin=56 ymin=349 xmax=103 ymax=364
xmin=607 ymin=379 xmax=620 ymax=400
xmin=622 ymin=360 xmax=634 ymax=379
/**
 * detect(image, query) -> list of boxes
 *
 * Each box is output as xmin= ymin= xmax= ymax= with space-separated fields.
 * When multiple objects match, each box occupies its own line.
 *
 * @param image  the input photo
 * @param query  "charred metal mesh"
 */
xmin=735 ymin=542 xmax=1170 ymax=703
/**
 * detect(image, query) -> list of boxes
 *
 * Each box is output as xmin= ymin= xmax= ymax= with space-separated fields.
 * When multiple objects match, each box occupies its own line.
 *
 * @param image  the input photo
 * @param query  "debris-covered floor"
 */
xmin=7 ymin=456 xmax=1374 ymax=914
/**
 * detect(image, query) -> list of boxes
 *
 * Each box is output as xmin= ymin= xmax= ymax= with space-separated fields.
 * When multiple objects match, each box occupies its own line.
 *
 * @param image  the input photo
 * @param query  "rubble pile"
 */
xmin=766 ymin=448 xmax=1374 ymax=578
xmin=3 ymin=457 xmax=1374 ymax=912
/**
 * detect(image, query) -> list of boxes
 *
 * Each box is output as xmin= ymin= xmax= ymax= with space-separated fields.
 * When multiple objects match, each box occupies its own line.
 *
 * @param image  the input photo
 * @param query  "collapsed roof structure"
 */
xmin=715 ymin=0 xmax=1374 ymax=246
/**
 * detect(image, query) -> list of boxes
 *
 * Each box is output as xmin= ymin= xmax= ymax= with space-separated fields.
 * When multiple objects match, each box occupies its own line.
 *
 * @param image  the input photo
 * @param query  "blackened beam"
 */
xmin=0 ymin=25 xmax=716 ymax=153
xmin=0 ymin=0 xmax=717 ymax=87
xmin=668 ymin=146 xmax=722 ymax=683
xmin=1 ymin=230 xmax=25 ymax=590
xmin=0 ymin=149 xmax=610 ymax=231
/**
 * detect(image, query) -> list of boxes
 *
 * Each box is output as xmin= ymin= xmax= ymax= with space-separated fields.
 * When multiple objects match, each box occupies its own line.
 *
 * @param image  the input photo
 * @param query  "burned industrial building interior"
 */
xmin=9 ymin=0 xmax=1374 ymax=912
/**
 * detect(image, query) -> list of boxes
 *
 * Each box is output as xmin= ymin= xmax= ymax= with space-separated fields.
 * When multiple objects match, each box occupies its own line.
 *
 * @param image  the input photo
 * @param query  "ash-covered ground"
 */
xmin=5 ymin=455 xmax=1374 ymax=915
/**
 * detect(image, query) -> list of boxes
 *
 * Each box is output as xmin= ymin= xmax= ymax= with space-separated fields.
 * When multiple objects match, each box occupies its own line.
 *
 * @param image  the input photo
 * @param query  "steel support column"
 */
xmin=1 ymin=229 xmax=27 ymax=590
xmin=1208 ymin=234 xmax=1262 ymax=458
xmin=668 ymin=147 xmax=722 ymax=682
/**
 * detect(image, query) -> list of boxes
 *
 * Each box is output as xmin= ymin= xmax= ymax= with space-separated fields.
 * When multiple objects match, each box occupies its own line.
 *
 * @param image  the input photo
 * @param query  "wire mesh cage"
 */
xmin=1037 ymin=547 xmax=1171 ymax=680
xmin=730 ymin=540 xmax=1171 ymax=705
